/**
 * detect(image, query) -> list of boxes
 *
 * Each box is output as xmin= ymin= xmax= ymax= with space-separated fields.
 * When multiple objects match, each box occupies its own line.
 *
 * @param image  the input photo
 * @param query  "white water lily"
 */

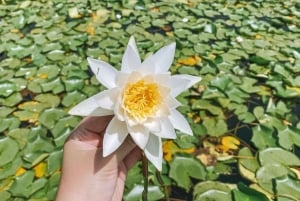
xmin=69 ymin=36 xmax=201 ymax=170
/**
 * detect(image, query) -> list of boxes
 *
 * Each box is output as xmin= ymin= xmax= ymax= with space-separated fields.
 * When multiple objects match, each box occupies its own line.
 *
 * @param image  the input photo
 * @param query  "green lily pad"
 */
xmin=51 ymin=116 xmax=79 ymax=138
xmin=123 ymin=185 xmax=164 ymax=201
xmin=233 ymin=182 xmax=269 ymax=201
xmin=47 ymin=150 xmax=62 ymax=175
xmin=47 ymin=50 xmax=65 ymax=61
xmin=0 ymin=106 xmax=14 ymax=117
xmin=46 ymin=172 xmax=61 ymax=200
xmin=39 ymin=108 xmax=66 ymax=129
xmin=62 ymin=90 xmax=86 ymax=107
xmin=0 ymin=157 xmax=22 ymax=180
xmin=256 ymin=163 xmax=289 ymax=192
xmin=192 ymin=99 xmax=225 ymax=118
xmin=0 ymin=58 xmax=21 ymax=69
xmin=169 ymin=156 xmax=206 ymax=191
xmin=202 ymin=118 xmax=228 ymax=137
xmin=259 ymin=147 xmax=300 ymax=166
xmin=7 ymin=128 xmax=30 ymax=149
xmin=9 ymin=171 xmax=48 ymax=198
xmin=62 ymin=78 xmax=84 ymax=92
xmin=194 ymin=181 xmax=232 ymax=201
xmin=251 ymin=125 xmax=277 ymax=150
xmin=278 ymin=126 xmax=300 ymax=149
xmin=238 ymin=148 xmax=260 ymax=180
xmin=0 ymin=81 xmax=17 ymax=97
xmin=34 ymin=93 xmax=60 ymax=107
xmin=0 ymin=137 xmax=19 ymax=166
xmin=0 ymin=117 xmax=20 ymax=132
xmin=36 ymin=65 xmax=60 ymax=80
xmin=0 ymin=191 xmax=11 ymax=200
xmin=275 ymin=175 xmax=300 ymax=200
xmin=46 ymin=30 xmax=63 ymax=41
xmin=40 ymin=77 xmax=64 ymax=94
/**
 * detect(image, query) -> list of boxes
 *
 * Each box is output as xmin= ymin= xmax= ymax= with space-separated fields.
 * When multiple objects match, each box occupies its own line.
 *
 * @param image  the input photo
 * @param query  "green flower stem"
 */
xmin=156 ymin=169 xmax=170 ymax=201
xmin=142 ymin=151 xmax=148 ymax=201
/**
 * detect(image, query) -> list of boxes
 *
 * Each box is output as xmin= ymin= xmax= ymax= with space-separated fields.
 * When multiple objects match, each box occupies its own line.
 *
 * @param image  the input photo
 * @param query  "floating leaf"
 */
xmin=9 ymin=171 xmax=47 ymax=198
xmin=193 ymin=181 xmax=232 ymax=201
xmin=123 ymin=185 xmax=164 ymax=201
xmin=40 ymin=77 xmax=64 ymax=94
xmin=0 ymin=137 xmax=19 ymax=166
xmin=34 ymin=93 xmax=60 ymax=107
xmin=202 ymin=118 xmax=228 ymax=137
xmin=259 ymin=147 xmax=300 ymax=166
xmin=275 ymin=175 xmax=300 ymax=200
xmin=0 ymin=106 xmax=14 ymax=117
xmin=61 ymin=90 xmax=86 ymax=107
xmin=7 ymin=128 xmax=30 ymax=149
xmin=251 ymin=125 xmax=277 ymax=150
xmin=47 ymin=150 xmax=62 ymax=175
xmin=278 ymin=126 xmax=300 ymax=150
xmin=0 ymin=81 xmax=17 ymax=97
xmin=169 ymin=156 xmax=206 ymax=191
xmin=39 ymin=108 xmax=66 ymax=129
xmin=233 ymin=182 xmax=269 ymax=201
xmin=47 ymin=50 xmax=65 ymax=61
xmin=257 ymin=163 xmax=289 ymax=193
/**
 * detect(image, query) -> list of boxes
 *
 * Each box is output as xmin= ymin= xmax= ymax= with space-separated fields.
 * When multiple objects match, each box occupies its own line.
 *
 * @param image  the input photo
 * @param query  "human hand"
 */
xmin=56 ymin=116 xmax=141 ymax=201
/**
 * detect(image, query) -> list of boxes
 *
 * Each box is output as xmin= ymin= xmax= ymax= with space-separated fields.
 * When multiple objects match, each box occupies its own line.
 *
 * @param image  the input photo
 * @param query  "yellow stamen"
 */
xmin=123 ymin=79 xmax=162 ymax=120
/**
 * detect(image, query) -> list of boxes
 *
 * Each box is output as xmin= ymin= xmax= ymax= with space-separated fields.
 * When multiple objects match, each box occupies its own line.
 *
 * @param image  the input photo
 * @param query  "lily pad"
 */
xmin=123 ymin=185 xmax=164 ymax=201
xmin=233 ymin=182 xmax=269 ymax=201
xmin=169 ymin=156 xmax=206 ymax=191
xmin=194 ymin=181 xmax=232 ymax=201
xmin=0 ymin=137 xmax=19 ymax=166
xmin=259 ymin=147 xmax=300 ymax=166
xmin=39 ymin=108 xmax=66 ymax=129
xmin=47 ymin=50 xmax=65 ymax=61
xmin=0 ymin=81 xmax=17 ymax=97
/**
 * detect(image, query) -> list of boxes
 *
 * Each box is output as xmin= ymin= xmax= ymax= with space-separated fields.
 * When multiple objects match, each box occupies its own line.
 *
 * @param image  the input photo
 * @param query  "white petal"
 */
xmin=114 ymin=101 xmax=125 ymax=121
xmin=144 ymin=135 xmax=163 ymax=171
xmin=178 ymin=74 xmax=202 ymax=87
xmin=121 ymin=37 xmax=141 ymax=73
xmin=170 ymin=74 xmax=201 ymax=97
xmin=152 ymin=117 xmax=176 ymax=139
xmin=87 ymin=57 xmax=118 ymax=89
xmin=94 ymin=88 xmax=118 ymax=110
xmin=144 ymin=118 xmax=161 ymax=133
xmin=116 ymin=72 xmax=130 ymax=86
xmin=140 ymin=42 xmax=176 ymax=74
xmin=69 ymin=94 xmax=114 ymax=116
xmin=127 ymin=36 xmax=139 ymax=56
xmin=156 ymin=102 xmax=170 ymax=117
xmin=103 ymin=117 xmax=128 ymax=157
xmin=169 ymin=109 xmax=193 ymax=135
xmin=153 ymin=73 xmax=171 ymax=85
xmin=164 ymin=96 xmax=181 ymax=109
xmin=128 ymin=125 xmax=150 ymax=149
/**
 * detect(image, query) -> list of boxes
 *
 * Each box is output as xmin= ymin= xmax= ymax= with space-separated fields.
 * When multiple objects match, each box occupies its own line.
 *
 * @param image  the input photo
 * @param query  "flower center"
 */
xmin=123 ymin=79 xmax=162 ymax=120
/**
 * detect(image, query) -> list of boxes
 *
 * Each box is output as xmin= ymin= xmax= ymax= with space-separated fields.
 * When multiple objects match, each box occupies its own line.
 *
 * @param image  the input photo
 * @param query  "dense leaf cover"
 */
xmin=0 ymin=0 xmax=299 ymax=200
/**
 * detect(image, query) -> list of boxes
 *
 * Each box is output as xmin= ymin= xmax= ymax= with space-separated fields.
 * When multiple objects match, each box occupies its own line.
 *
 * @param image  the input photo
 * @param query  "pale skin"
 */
xmin=56 ymin=116 xmax=141 ymax=201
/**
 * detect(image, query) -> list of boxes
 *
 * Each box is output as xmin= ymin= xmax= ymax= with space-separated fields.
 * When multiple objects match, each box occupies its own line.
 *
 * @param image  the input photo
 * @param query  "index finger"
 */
xmin=67 ymin=116 xmax=113 ymax=146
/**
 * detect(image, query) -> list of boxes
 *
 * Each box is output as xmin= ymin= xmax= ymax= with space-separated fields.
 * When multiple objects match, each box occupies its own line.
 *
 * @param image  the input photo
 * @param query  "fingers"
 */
xmin=114 ymin=136 xmax=140 ymax=164
xmin=124 ymin=146 xmax=142 ymax=169
xmin=77 ymin=116 xmax=113 ymax=133
xmin=110 ymin=147 xmax=142 ymax=201
xmin=67 ymin=116 xmax=113 ymax=147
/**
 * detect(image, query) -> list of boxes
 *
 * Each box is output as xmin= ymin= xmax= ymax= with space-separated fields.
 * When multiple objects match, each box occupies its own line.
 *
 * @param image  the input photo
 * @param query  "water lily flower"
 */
xmin=69 ymin=36 xmax=201 ymax=170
